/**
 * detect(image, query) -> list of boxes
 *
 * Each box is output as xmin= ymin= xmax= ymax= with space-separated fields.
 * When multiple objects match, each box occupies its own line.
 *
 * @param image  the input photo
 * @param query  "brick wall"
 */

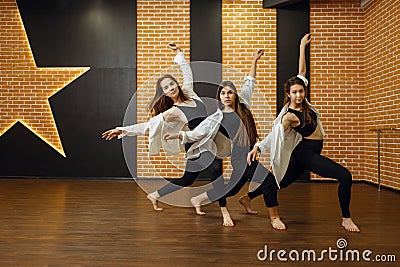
xmin=1 ymin=0 xmax=399 ymax=189
xmin=309 ymin=0 xmax=399 ymax=190
xmin=309 ymin=0 xmax=365 ymax=181
xmin=363 ymin=0 xmax=400 ymax=189
xmin=135 ymin=0 xmax=276 ymax=179
xmin=221 ymin=0 xmax=276 ymax=176
xmin=136 ymin=0 xmax=191 ymax=178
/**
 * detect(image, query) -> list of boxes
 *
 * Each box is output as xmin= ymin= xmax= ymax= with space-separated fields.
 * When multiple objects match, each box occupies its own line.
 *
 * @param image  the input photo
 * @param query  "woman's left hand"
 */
xmin=247 ymin=146 xmax=259 ymax=165
xmin=253 ymin=49 xmax=264 ymax=62
xmin=163 ymin=132 xmax=180 ymax=140
xmin=300 ymin=33 xmax=312 ymax=47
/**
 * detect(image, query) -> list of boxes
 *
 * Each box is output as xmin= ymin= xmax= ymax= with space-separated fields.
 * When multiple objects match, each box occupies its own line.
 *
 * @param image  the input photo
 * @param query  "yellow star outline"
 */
xmin=0 ymin=1 xmax=90 ymax=157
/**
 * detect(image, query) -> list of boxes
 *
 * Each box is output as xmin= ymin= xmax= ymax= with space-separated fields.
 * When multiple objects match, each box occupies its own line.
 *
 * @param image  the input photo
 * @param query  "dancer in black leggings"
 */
xmin=149 ymin=47 xmax=264 ymax=211
xmin=164 ymin=50 xmax=265 ymax=226
xmin=245 ymin=34 xmax=360 ymax=232
xmin=103 ymin=42 xmax=224 ymax=210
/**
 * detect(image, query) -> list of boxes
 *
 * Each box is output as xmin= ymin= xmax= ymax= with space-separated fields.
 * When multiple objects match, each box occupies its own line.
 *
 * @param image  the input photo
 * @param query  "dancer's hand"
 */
xmin=247 ymin=146 xmax=259 ymax=165
xmin=102 ymin=129 xmax=122 ymax=141
xmin=163 ymin=132 xmax=181 ymax=140
xmin=253 ymin=49 xmax=264 ymax=62
xmin=268 ymin=166 xmax=275 ymax=175
xmin=300 ymin=33 xmax=312 ymax=47
xmin=168 ymin=42 xmax=181 ymax=52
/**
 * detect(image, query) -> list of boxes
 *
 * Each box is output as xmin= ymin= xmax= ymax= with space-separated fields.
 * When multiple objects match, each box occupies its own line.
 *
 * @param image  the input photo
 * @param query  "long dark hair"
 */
xmin=283 ymin=76 xmax=316 ymax=127
xmin=217 ymin=81 xmax=259 ymax=147
xmin=147 ymin=74 xmax=190 ymax=115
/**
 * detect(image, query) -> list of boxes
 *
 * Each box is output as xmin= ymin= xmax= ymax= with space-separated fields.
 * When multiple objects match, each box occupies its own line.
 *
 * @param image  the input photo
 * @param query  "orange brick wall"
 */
xmin=135 ymin=0 xmax=276 ymax=179
xmin=136 ymin=0 xmax=191 ymax=178
xmin=309 ymin=0 xmax=400 ymax=190
xmin=221 ymin=0 xmax=276 ymax=176
xmin=363 ymin=0 xmax=400 ymax=189
xmin=309 ymin=0 xmax=365 ymax=182
xmin=1 ymin=0 xmax=399 ymax=189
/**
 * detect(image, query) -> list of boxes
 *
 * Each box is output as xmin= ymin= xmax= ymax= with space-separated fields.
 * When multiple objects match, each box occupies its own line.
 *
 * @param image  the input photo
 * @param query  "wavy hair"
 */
xmin=148 ymin=74 xmax=189 ymax=115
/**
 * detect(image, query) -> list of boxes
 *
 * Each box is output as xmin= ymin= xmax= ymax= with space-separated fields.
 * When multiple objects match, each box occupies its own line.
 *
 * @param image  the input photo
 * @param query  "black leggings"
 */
xmin=207 ymin=157 xmax=269 ymax=207
xmin=156 ymin=151 xmax=225 ymax=206
xmin=248 ymin=139 xmax=353 ymax=218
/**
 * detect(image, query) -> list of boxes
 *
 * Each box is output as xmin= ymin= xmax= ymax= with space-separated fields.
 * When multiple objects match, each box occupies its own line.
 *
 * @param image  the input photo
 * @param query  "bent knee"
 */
xmin=341 ymin=168 xmax=352 ymax=184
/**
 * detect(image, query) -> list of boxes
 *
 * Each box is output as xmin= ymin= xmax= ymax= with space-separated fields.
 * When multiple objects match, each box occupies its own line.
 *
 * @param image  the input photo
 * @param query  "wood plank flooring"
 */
xmin=0 ymin=179 xmax=399 ymax=266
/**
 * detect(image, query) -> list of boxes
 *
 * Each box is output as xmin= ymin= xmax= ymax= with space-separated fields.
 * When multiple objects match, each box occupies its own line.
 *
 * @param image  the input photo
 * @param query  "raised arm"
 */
xmin=168 ymin=42 xmax=181 ymax=54
xmin=249 ymin=49 xmax=264 ymax=78
xmin=169 ymin=42 xmax=198 ymax=100
xmin=298 ymin=33 xmax=311 ymax=77
xmin=239 ymin=49 xmax=264 ymax=108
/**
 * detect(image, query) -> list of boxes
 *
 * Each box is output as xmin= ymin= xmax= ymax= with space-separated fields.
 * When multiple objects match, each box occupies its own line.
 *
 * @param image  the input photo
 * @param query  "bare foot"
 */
xmin=223 ymin=214 xmax=234 ymax=227
xmin=270 ymin=217 xmax=286 ymax=230
xmin=221 ymin=207 xmax=234 ymax=227
xmin=146 ymin=194 xmax=163 ymax=211
xmin=342 ymin=218 xmax=360 ymax=233
xmin=238 ymin=195 xmax=258 ymax=214
xmin=190 ymin=196 xmax=205 ymax=215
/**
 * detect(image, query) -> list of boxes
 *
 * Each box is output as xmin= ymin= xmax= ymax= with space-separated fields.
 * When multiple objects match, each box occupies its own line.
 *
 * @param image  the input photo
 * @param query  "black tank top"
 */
xmin=287 ymin=108 xmax=317 ymax=137
xmin=218 ymin=112 xmax=251 ymax=159
xmin=175 ymin=99 xmax=207 ymax=151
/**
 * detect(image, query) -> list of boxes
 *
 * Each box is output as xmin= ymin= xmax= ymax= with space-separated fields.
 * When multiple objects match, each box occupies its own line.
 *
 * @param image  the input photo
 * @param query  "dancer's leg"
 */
xmin=191 ymin=158 xmax=250 ymax=226
xmin=245 ymin=155 xmax=305 ymax=230
xmin=293 ymin=140 xmax=359 ymax=232
xmin=188 ymin=157 xmax=223 ymax=215
xmin=147 ymin=151 xmax=214 ymax=211
xmin=298 ymin=153 xmax=359 ymax=232
xmin=213 ymin=159 xmax=262 ymax=226
xmin=238 ymin=195 xmax=258 ymax=214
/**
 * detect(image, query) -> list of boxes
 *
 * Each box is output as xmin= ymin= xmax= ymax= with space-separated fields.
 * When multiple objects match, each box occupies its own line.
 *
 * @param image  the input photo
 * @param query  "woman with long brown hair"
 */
xmin=245 ymin=34 xmax=360 ymax=232
xmin=164 ymin=49 xmax=269 ymax=227
xmin=102 ymin=42 xmax=222 ymax=211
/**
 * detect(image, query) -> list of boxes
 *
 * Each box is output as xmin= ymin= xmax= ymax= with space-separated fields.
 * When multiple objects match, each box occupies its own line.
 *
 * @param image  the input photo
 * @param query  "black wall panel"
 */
xmin=16 ymin=0 xmax=136 ymax=68
xmin=277 ymin=0 xmax=310 ymax=112
xmin=190 ymin=0 xmax=222 ymax=180
xmin=0 ymin=0 xmax=136 ymax=178
xmin=190 ymin=0 xmax=222 ymax=100
xmin=264 ymin=0 xmax=305 ymax=8
xmin=276 ymin=0 xmax=310 ymax=181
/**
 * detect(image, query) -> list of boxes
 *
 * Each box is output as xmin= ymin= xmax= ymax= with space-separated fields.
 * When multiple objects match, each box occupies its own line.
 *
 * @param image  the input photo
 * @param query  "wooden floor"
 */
xmin=0 ymin=179 xmax=399 ymax=267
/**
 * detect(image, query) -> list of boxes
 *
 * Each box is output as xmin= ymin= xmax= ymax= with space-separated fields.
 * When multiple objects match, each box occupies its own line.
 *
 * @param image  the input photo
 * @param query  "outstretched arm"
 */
xmin=298 ymin=33 xmax=311 ymax=77
xmin=102 ymin=129 xmax=123 ymax=141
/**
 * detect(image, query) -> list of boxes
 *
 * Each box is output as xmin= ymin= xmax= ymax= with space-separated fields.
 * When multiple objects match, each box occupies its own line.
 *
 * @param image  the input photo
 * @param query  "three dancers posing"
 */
xmin=103 ymin=34 xmax=360 ymax=232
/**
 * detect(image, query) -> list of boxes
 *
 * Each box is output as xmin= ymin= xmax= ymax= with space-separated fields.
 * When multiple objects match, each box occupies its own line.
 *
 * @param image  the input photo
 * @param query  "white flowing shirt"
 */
xmin=178 ymin=76 xmax=256 ymax=159
xmin=115 ymin=52 xmax=201 ymax=156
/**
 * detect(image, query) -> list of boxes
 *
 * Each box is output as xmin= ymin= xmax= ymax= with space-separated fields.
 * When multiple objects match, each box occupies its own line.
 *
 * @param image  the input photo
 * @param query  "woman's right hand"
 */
xmin=168 ymin=42 xmax=181 ymax=52
xmin=253 ymin=49 xmax=264 ymax=62
xmin=300 ymin=33 xmax=312 ymax=47
xmin=101 ymin=129 xmax=122 ymax=141
xmin=247 ymin=146 xmax=260 ymax=165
